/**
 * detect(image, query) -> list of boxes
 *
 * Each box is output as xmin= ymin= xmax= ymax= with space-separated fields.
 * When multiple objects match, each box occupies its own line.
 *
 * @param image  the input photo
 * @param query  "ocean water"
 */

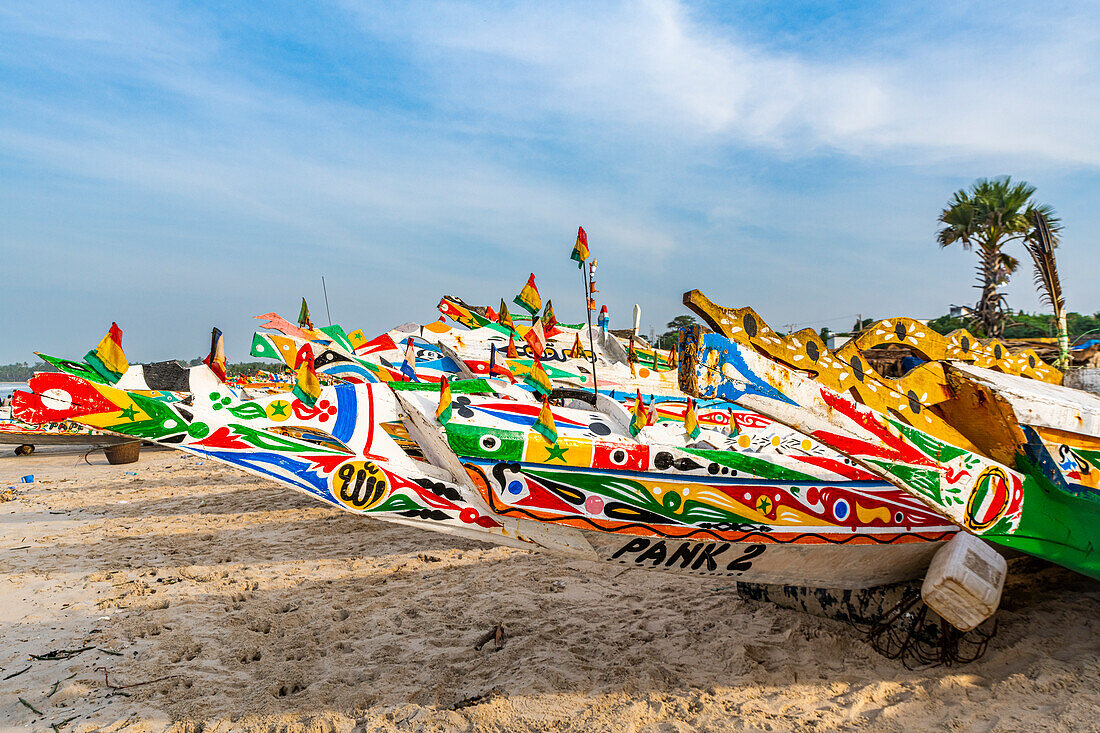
xmin=0 ymin=382 xmax=27 ymax=401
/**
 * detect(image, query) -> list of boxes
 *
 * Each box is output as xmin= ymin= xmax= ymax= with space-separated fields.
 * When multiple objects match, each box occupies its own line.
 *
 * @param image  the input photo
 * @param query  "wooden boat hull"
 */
xmin=14 ymin=373 xmax=951 ymax=589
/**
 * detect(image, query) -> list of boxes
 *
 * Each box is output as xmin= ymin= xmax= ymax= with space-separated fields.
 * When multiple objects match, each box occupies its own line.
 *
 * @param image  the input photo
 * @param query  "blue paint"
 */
xmin=203 ymin=450 xmax=330 ymax=498
xmin=331 ymin=383 xmax=358 ymax=443
xmin=699 ymin=335 xmax=797 ymax=405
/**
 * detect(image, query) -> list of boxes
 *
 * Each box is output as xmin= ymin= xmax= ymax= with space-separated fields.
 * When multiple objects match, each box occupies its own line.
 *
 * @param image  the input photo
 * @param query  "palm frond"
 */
xmin=1024 ymin=210 xmax=1064 ymax=311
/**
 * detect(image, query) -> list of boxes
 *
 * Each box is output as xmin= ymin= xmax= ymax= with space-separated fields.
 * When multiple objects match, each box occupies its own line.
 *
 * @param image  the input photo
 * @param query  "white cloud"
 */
xmin=3 ymin=0 xmax=1100 ymax=361
xmin=346 ymin=0 xmax=1100 ymax=165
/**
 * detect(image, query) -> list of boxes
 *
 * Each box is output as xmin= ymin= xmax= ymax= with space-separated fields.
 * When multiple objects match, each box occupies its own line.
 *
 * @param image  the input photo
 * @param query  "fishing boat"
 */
xmin=677 ymin=290 xmax=1099 ymax=582
xmin=14 ymin=341 xmax=957 ymax=589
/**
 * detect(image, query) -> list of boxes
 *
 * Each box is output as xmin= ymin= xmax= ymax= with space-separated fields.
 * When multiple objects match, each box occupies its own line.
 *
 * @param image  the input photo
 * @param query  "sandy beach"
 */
xmin=1 ymin=447 xmax=1097 ymax=733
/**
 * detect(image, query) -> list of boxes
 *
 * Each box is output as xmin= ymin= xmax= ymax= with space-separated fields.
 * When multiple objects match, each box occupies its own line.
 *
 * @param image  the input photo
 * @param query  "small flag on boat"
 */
xmin=292 ymin=344 xmax=321 ymax=407
xmin=524 ymin=355 xmax=552 ymax=397
xmin=533 ymin=396 xmax=558 ymax=444
xmin=728 ymin=408 xmax=739 ymax=436
xmin=507 ymin=332 xmax=519 ymax=358
xmin=485 ymin=305 xmax=498 ymax=322
xmin=436 ymin=376 xmax=453 ymax=425
xmin=630 ymin=390 xmax=647 ymax=437
xmin=569 ymin=332 xmax=584 ymax=359
xmin=524 ymin=318 xmax=547 ymax=357
xmin=204 ymin=327 xmax=227 ymax=382
xmin=84 ymin=322 xmax=128 ymax=383
xmin=571 ymin=226 xmax=590 ymax=267
xmin=497 ymin=299 xmax=515 ymax=331
xmin=684 ymin=398 xmax=700 ymax=440
xmin=542 ymin=300 xmax=558 ymax=336
xmin=598 ymin=305 xmax=609 ymax=330
xmin=298 ymin=298 xmax=313 ymax=329
xmin=400 ymin=337 xmax=420 ymax=382
xmin=489 ymin=344 xmax=515 ymax=382
xmin=514 ymin=273 xmax=542 ymax=315
xmin=647 ymin=400 xmax=659 ymax=426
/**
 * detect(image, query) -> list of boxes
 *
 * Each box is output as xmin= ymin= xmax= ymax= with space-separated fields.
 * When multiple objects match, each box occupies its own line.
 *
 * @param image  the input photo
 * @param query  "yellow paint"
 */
xmin=267 ymin=334 xmax=299 ymax=367
xmin=266 ymin=400 xmax=292 ymax=422
xmin=681 ymin=290 xmax=1004 ymax=452
xmin=855 ymin=503 xmax=892 ymax=525
xmin=522 ymin=434 xmax=594 ymax=467
xmin=1035 ymin=426 xmax=1100 ymax=452
xmin=330 ymin=460 xmax=389 ymax=511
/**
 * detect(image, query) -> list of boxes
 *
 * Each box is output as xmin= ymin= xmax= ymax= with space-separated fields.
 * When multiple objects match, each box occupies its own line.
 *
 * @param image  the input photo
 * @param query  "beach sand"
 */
xmin=1 ymin=447 xmax=1097 ymax=732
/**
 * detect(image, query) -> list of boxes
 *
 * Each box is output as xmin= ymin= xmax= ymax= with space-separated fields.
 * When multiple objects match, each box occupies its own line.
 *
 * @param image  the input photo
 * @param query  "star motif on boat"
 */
xmin=118 ymin=405 xmax=139 ymax=421
xmin=269 ymin=401 xmax=289 ymax=417
xmin=544 ymin=442 xmax=569 ymax=462
xmin=756 ymin=496 xmax=772 ymax=514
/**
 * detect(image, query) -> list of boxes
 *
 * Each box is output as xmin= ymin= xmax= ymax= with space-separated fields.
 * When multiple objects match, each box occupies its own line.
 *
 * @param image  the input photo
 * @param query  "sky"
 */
xmin=2 ymin=0 xmax=1099 ymax=363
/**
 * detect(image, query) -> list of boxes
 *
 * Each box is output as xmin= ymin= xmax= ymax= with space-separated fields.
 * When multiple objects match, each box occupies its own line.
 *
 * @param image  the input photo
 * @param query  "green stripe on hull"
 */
xmin=682 ymin=448 xmax=817 ymax=481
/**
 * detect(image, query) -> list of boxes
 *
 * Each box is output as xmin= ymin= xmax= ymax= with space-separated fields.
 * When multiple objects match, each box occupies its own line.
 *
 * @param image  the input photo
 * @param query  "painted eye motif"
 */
xmin=609 ymin=448 xmax=629 ymax=466
xmin=833 ymin=499 xmax=851 ymax=522
xmin=479 ymin=434 xmax=500 ymax=452
xmin=497 ymin=470 xmax=529 ymax=502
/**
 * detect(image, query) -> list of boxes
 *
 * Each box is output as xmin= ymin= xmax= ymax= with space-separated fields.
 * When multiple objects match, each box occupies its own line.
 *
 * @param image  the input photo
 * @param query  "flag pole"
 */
xmin=321 ymin=276 xmax=333 ymax=327
xmin=581 ymin=263 xmax=599 ymax=403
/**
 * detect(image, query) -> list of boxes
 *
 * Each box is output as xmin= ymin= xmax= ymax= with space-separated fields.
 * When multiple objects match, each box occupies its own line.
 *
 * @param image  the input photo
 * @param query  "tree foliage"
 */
xmin=656 ymin=315 xmax=698 ymax=349
xmin=936 ymin=177 xmax=1061 ymax=338
xmin=926 ymin=311 xmax=1100 ymax=341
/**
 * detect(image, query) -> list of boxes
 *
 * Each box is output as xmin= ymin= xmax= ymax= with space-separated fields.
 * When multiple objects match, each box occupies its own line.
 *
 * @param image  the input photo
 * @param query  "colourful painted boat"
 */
xmin=678 ymin=290 xmax=1099 ymax=581
xmin=14 ymin=361 xmax=956 ymax=588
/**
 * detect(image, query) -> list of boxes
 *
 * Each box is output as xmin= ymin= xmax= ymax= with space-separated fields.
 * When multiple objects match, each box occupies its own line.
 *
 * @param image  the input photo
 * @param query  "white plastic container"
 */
xmin=921 ymin=532 xmax=1007 ymax=631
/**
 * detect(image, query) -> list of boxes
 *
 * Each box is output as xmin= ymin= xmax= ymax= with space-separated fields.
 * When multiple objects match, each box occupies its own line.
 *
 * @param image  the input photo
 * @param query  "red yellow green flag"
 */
xmin=542 ymin=300 xmax=558 ymax=336
xmin=204 ymin=327 xmax=227 ymax=382
xmin=507 ymin=333 xmax=519 ymax=358
xmin=298 ymin=298 xmax=313 ymax=329
xmin=292 ymin=344 xmax=321 ymax=407
xmin=84 ymin=323 xmax=128 ymax=383
xmin=533 ymin=396 xmax=558 ymax=444
xmin=524 ymin=318 xmax=546 ymax=357
xmin=569 ymin=332 xmax=583 ymax=359
xmin=436 ymin=376 xmax=453 ymax=425
xmin=524 ymin=355 xmax=552 ymax=397
xmin=630 ymin=390 xmax=647 ymax=436
xmin=498 ymin=299 xmax=515 ymax=331
xmin=684 ymin=398 xmax=701 ymax=440
xmin=513 ymin=273 xmax=541 ymax=315
xmin=571 ymin=226 xmax=589 ymax=268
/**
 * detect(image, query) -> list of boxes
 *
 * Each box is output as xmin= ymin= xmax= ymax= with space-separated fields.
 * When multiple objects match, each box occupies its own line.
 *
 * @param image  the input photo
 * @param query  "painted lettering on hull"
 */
xmin=609 ymin=538 xmax=766 ymax=576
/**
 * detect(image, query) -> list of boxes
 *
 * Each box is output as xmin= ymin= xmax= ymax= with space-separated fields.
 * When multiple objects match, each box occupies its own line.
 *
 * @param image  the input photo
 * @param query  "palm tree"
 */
xmin=936 ymin=177 xmax=1061 ymax=338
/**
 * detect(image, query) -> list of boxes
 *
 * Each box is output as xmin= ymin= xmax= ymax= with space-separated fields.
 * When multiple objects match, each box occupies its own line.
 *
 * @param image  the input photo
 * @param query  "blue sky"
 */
xmin=3 ymin=1 xmax=1099 ymax=363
